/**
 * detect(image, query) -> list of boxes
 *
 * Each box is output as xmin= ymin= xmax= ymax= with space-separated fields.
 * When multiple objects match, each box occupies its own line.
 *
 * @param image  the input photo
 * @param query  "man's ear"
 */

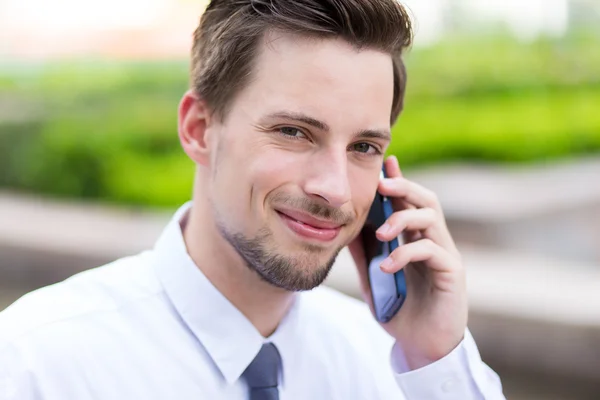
xmin=178 ymin=90 xmax=214 ymax=166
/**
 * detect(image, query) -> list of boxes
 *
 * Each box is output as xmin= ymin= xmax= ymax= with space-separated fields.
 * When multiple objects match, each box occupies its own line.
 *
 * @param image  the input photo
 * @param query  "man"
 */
xmin=0 ymin=0 xmax=505 ymax=399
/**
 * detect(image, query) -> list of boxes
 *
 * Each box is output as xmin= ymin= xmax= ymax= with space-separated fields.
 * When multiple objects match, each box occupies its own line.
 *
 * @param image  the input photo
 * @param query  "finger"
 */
xmin=378 ymin=177 xmax=459 ymax=255
xmin=379 ymin=177 xmax=441 ymax=211
xmin=384 ymin=155 xmax=402 ymax=178
xmin=380 ymin=239 xmax=459 ymax=274
xmin=376 ymin=207 xmax=458 ymax=251
xmin=383 ymin=156 xmax=414 ymax=211
xmin=375 ymin=207 xmax=436 ymax=240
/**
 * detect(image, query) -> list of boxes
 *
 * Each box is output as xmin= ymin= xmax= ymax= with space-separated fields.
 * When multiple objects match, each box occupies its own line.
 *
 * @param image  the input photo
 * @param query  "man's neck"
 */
xmin=182 ymin=201 xmax=295 ymax=338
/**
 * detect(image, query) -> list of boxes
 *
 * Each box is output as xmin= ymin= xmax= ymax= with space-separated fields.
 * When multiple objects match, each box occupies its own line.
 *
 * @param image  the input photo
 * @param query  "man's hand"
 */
xmin=348 ymin=155 xmax=468 ymax=371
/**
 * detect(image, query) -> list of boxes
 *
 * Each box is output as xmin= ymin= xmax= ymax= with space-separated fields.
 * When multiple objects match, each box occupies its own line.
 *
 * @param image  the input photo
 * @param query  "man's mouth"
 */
xmin=275 ymin=209 xmax=343 ymax=242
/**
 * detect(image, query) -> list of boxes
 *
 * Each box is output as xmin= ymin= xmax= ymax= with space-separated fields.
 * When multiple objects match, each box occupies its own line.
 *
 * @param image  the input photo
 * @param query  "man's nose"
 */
xmin=302 ymin=150 xmax=352 ymax=209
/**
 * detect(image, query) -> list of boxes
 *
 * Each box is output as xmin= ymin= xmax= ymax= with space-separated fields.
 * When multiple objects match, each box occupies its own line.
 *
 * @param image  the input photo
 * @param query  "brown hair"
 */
xmin=191 ymin=0 xmax=413 ymax=125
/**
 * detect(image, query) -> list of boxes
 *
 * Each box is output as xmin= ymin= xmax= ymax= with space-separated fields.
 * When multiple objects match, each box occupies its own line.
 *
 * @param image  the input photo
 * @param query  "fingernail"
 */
xmin=380 ymin=257 xmax=393 ymax=272
xmin=376 ymin=223 xmax=390 ymax=235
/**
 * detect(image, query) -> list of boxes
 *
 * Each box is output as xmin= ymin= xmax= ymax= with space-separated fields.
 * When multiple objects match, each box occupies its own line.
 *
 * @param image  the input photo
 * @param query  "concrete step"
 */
xmin=0 ymin=192 xmax=170 ymax=288
xmin=408 ymin=157 xmax=600 ymax=265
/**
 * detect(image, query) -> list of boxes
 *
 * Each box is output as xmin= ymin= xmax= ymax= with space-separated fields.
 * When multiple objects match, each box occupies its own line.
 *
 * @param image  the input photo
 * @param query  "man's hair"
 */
xmin=191 ymin=0 xmax=413 ymax=124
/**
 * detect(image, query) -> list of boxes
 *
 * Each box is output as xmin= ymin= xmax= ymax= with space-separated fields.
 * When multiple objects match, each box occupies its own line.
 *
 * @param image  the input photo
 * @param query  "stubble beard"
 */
xmin=216 ymin=220 xmax=343 ymax=292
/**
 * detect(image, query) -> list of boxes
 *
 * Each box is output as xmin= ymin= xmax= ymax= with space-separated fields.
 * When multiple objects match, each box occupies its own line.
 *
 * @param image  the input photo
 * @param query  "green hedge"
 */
xmin=391 ymin=87 xmax=600 ymax=165
xmin=1 ymin=34 xmax=599 ymax=207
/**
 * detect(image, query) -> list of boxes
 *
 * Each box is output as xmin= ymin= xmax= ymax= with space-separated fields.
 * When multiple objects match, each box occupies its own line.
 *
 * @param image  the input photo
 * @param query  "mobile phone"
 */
xmin=362 ymin=167 xmax=407 ymax=323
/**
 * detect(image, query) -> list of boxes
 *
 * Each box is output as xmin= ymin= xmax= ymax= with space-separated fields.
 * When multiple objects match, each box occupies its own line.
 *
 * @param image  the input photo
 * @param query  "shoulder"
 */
xmin=0 ymin=251 xmax=162 ymax=349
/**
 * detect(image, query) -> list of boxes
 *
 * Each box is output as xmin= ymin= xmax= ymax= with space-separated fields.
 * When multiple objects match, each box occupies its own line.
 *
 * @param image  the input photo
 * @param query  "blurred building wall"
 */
xmin=0 ymin=0 xmax=596 ymax=60
xmin=0 ymin=0 xmax=207 ymax=59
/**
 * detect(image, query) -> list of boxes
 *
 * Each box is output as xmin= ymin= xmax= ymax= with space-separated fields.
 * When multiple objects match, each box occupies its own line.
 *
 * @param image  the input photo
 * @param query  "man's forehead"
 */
xmin=243 ymin=31 xmax=395 ymax=127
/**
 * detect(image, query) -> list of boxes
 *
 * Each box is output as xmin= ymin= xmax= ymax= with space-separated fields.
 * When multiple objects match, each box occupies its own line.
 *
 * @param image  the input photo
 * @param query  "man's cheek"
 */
xmin=345 ymin=208 xmax=369 ymax=240
xmin=356 ymin=196 xmax=374 ymax=222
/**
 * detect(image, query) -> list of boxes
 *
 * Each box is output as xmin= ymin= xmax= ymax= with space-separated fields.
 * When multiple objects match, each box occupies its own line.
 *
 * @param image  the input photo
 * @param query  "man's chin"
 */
xmin=218 ymin=221 xmax=343 ymax=291
xmin=280 ymin=244 xmax=344 ymax=269
xmin=278 ymin=251 xmax=342 ymax=291
xmin=244 ymin=247 xmax=338 ymax=292
xmin=265 ymin=265 xmax=334 ymax=292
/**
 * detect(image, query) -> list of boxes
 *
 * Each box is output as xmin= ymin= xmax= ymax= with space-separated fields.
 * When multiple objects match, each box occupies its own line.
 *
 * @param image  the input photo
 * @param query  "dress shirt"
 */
xmin=0 ymin=203 xmax=505 ymax=399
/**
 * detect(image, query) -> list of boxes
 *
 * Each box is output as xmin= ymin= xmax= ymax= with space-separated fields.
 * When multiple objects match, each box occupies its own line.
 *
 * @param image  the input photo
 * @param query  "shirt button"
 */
xmin=441 ymin=378 xmax=457 ymax=393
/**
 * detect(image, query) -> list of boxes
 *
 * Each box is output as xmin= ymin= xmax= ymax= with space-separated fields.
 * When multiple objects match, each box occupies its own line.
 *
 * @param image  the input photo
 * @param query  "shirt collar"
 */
xmin=152 ymin=202 xmax=303 ymax=386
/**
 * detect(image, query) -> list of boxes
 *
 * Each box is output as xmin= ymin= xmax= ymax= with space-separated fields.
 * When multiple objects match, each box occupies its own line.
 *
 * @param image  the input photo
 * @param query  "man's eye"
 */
xmin=353 ymin=142 xmax=379 ymax=154
xmin=279 ymin=127 xmax=306 ymax=139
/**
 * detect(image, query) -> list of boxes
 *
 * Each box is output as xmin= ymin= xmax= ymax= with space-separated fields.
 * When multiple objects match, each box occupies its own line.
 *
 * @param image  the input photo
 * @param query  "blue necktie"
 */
xmin=242 ymin=343 xmax=281 ymax=400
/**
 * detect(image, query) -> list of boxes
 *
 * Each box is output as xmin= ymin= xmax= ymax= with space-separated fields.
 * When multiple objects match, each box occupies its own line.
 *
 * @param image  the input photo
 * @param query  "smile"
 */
xmin=276 ymin=209 xmax=342 ymax=242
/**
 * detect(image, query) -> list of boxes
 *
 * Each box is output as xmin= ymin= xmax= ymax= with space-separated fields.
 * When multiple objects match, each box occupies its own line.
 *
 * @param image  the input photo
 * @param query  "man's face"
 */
xmin=207 ymin=32 xmax=394 ymax=291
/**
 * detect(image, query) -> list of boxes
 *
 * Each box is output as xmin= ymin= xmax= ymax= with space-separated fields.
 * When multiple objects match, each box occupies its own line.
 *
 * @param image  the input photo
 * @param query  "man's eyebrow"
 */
xmin=264 ymin=111 xmax=391 ymax=141
xmin=265 ymin=111 xmax=330 ymax=131
xmin=356 ymin=129 xmax=392 ymax=142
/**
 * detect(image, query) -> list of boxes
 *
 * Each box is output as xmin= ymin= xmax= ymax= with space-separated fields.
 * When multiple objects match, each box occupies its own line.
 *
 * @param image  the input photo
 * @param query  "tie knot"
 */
xmin=242 ymin=343 xmax=282 ymax=389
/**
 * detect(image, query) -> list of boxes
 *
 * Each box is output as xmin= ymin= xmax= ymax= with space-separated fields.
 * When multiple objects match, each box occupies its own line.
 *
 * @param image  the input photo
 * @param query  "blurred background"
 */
xmin=0 ymin=0 xmax=599 ymax=398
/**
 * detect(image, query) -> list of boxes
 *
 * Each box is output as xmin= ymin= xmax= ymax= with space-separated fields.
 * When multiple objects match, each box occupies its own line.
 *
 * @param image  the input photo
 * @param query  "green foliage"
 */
xmin=0 ymin=62 xmax=191 ymax=207
xmin=404 ymin=33 xmax=600 ymax=99
xmin=0 ymin=35 xmax=599 ymax=207
xmin=391 ymin=88 xmax=600 ymax=165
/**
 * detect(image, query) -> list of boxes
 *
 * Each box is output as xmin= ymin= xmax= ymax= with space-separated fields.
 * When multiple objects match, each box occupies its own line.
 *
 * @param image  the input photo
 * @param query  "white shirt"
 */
xmin=0 ymin=204 xmax=505 ymax=400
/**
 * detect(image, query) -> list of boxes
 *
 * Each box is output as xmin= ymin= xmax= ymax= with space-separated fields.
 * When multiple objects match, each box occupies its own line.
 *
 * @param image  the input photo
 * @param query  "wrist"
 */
xmin=394 ymin=336 xmax=464 ymax=371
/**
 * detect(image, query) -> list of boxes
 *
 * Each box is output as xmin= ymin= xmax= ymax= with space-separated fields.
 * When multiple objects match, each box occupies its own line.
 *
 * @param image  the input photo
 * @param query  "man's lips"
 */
xmin=276 ymin=209 xmax=343 ymax=242
xmin=278 ymin=209 xmax=342 ymax=229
